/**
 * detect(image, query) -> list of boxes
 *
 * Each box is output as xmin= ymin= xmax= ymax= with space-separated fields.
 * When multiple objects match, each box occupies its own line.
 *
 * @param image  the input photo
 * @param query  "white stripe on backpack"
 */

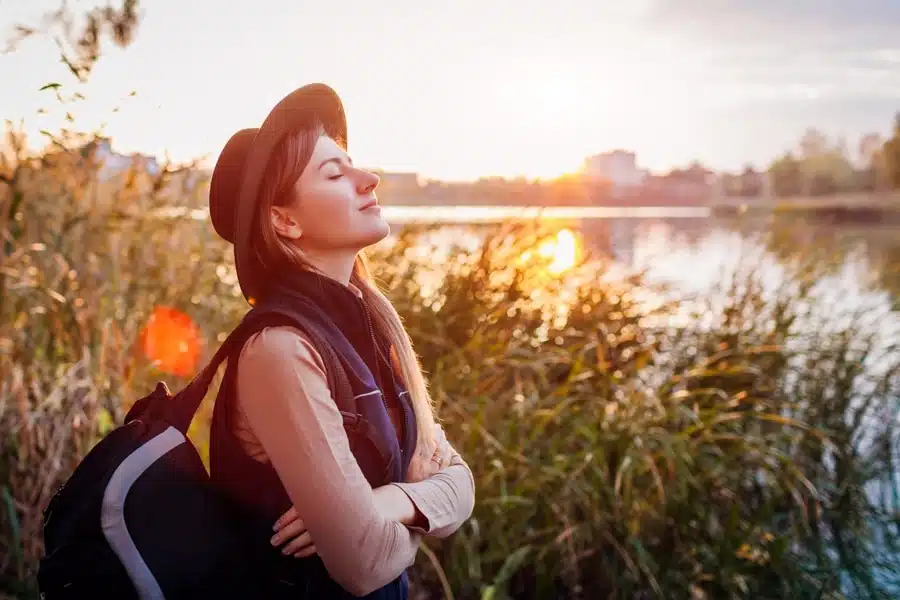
xmin=101 ymin=426 xmax=186 ymax=600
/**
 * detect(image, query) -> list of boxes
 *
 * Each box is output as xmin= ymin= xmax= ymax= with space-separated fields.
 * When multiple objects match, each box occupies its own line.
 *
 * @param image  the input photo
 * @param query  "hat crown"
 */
xmin=207 ymin=83 xmax=348 ymax=301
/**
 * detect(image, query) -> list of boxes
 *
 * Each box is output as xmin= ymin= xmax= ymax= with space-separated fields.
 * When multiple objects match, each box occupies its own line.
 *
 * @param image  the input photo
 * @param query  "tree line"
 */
xmin=722 ymin=116 xmax=900 ymax=198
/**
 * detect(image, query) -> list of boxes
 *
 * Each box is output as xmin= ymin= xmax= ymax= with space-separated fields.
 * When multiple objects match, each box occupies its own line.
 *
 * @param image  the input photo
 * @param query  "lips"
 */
xmin=360 ymin=199 xmax=379 ymax=211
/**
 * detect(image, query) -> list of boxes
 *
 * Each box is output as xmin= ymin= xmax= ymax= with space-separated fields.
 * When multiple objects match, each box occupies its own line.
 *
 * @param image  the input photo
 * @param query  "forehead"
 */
xmin=311 ymin=134 xmax=347 ymax=160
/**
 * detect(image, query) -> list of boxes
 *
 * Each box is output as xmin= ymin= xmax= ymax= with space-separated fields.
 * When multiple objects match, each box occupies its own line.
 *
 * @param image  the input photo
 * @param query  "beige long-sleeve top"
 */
xmin=233 ymin=325 xmax=475 ymax=597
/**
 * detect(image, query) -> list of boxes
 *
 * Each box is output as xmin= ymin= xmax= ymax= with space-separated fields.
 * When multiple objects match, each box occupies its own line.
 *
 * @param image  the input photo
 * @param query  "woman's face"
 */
xmin=271 ymin=134 xmax=389 ymax=253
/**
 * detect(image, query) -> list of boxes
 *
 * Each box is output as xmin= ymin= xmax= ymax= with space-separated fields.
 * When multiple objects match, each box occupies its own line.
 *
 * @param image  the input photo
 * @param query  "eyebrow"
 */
xmin=318 ymin=156 xmax=353 ymax=170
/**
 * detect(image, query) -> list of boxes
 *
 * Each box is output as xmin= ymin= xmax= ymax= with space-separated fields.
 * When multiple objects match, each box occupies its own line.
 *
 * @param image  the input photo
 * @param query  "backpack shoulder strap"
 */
xmin=167 ymin=305 xmax=354 ymax=434
xmin=250 ymin=305 xmax=356 ymax=414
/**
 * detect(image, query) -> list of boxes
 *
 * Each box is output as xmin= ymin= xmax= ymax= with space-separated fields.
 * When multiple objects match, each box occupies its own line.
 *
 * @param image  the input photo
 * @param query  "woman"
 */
xmin=206 ymin=83 xmax=475 ymax=598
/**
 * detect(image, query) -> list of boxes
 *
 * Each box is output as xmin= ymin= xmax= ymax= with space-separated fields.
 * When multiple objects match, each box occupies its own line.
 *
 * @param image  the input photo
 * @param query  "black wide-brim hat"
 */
xmin=208 ymin=83 xmax=348 ymax=302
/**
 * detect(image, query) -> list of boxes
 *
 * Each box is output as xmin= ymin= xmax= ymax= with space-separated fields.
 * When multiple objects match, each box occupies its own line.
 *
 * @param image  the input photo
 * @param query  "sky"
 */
xmin=1 ymin=0 xmax=899 ymax=181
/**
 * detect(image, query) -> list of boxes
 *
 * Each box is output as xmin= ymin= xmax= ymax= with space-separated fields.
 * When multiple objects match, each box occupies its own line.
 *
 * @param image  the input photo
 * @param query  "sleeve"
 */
xmin=391 ymin=448 xmax=476 ymax=538
xmin=236 ymin=326 xmax=421 ymax=597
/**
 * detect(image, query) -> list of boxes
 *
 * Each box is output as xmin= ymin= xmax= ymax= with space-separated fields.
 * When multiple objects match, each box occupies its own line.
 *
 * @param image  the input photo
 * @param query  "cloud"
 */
xmin=642 ymin=0 xmax=900 ymax=104
xmin=647 ymin=0 xmax=900 ymax=49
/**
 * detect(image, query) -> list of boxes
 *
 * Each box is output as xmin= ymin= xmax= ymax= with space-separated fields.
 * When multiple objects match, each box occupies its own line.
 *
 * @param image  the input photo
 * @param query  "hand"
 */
xmin=405 ymin=423 xmax=453 ymax=483
xmin=271 ymin=506 xmax=317 ymax=558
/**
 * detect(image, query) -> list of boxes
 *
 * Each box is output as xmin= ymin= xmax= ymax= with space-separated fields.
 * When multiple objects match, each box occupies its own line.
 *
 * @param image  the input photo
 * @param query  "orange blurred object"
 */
xmin=140 ymin=306 xmax=203 ymax=377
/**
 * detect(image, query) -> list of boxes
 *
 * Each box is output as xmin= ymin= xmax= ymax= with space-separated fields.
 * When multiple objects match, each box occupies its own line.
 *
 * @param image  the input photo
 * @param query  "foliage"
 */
xmin=765 ymin=124 xmax=900 ymax=198
xmin=3 ymin=0 xmax=142 ymax=83
xmin=768 ymin=153 xmax=805 ymax=198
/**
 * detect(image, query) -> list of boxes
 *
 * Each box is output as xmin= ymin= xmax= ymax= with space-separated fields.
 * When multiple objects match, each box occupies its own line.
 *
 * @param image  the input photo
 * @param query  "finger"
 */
xmin=271 ymin=518 xmax=307 ymax=547
xmin=430 ymin=430 xmax=444 ymax=457
xmin=438 ymin=439 xmax=451 ymax=456
xmin=273 ymin=506 xmax=298 ymax=531
xmin=281 ymin=532 xmax=314 ymax=556
xmin=294 ymin=544 xmax=317 ymax=558
xmin=437 ymin=440 xmax=454 ymax=465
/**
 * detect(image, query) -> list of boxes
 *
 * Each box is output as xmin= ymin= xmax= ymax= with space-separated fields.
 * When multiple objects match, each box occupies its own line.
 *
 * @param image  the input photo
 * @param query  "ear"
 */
xmin=270 ymin=206 xmax=303 ymax=240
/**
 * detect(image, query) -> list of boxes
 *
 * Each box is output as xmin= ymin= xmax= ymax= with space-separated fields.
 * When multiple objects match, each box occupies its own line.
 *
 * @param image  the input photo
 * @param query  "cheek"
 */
xmin=301 ymin=185 xmax=351 ymax=215
xmin=296 ymin=187 xmax=358 ymax=236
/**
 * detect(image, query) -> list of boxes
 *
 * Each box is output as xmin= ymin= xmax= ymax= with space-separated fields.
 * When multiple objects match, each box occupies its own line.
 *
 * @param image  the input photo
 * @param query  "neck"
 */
xmin=296 ymin=247 xmax=358 ymax=287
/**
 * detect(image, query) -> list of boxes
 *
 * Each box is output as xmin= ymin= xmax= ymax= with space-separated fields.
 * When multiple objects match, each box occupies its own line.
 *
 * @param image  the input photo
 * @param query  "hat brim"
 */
xmin=233 ymin=83 xmax=348 ymax=302
xmin=209 ymin=127 xmax=258 ymax=244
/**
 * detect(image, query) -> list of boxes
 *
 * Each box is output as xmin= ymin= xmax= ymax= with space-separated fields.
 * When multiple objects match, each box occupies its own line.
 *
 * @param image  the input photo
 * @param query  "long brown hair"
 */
xmin=249 ymin=124 xmax=435 ymax=453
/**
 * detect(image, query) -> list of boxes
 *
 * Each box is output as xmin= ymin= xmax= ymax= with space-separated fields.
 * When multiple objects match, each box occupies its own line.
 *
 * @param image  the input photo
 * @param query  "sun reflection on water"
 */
xmin=521 ymin=228 xmax=579 ymax=275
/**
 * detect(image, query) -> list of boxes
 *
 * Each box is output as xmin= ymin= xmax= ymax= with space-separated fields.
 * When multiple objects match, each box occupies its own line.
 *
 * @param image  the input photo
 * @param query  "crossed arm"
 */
xmin=234 ymin=326 xmax=475 ymax=597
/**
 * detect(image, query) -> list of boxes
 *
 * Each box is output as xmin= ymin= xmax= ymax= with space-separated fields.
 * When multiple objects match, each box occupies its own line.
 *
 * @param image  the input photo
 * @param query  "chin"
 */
xmin=361 ymin=219 xmax=391 ymax=248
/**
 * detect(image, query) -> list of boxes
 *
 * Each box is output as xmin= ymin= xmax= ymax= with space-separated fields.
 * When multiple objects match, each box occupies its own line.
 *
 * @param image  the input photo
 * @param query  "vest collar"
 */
xmin=266 ymin=267 xmax=394 ymax=384
xmin=268 ymin=268 xmax=363 ymax=327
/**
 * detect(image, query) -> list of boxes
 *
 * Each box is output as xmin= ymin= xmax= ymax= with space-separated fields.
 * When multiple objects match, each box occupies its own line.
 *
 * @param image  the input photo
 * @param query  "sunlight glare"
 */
xmin=549 ymin=229 xmax=578 ymax=274
xmin=501 ymin=68 xmax=589 ymax=138
xmin=533 ymin=228 xmax=578 ymax=275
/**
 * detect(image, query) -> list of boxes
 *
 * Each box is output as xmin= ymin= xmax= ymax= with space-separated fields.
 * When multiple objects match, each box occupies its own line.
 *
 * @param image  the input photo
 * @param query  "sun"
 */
xmin=484 ymin=62 xmax=597 ymax=179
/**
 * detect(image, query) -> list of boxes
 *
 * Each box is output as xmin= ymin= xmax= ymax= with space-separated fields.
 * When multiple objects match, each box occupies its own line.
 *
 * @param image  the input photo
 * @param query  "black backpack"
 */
xmin=36 ymin=305 xmax=354 ymax=599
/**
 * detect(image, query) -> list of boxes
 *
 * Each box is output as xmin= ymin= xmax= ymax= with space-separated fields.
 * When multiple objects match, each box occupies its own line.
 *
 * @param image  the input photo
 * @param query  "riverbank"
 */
xmin=709 ymin=191 xmax=900 ymax=223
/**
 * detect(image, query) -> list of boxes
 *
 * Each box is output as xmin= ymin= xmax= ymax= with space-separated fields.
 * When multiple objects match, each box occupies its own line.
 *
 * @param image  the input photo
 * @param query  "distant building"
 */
xmin=372 ymin=171 xmax=426 ymax=204
xmin=639 ymin=163 xmax=717 ymax=203
xmin=582 ymin=150 xmax=648 ymax=187
xmin=379 ymin=171 xmax=423 ymax=188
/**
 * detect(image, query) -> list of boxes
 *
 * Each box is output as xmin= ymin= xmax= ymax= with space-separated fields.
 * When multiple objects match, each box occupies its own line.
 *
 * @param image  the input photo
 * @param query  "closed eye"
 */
xmin=327 ymin=174 xmax=343 ymax=180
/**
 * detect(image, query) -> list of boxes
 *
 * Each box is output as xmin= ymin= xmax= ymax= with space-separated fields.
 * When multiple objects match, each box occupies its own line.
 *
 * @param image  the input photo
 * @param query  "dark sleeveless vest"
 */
xmin=209 ymin=269 xmax=418 ymax=599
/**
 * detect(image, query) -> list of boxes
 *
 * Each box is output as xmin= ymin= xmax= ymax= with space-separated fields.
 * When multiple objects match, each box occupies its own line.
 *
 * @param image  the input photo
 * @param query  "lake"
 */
xmin=382 ymin=205 xmax=899 ymax=306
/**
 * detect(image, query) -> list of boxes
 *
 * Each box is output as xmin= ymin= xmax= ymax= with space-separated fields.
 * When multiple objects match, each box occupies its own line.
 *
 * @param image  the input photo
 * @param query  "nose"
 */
xmin=356 ymin=168 xmax=380 ymax=195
